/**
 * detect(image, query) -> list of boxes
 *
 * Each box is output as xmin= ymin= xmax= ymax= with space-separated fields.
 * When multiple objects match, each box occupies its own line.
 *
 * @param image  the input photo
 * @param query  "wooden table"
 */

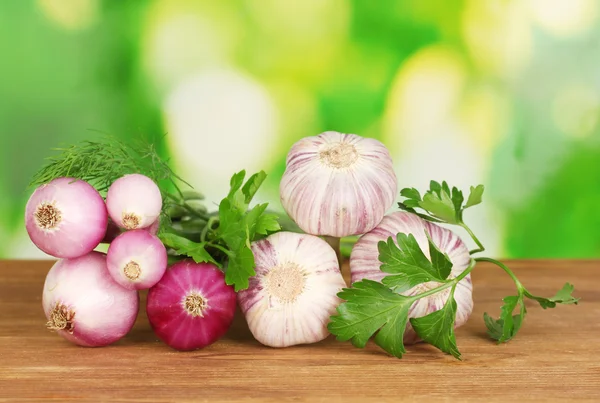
xmin=0 ymin=260 xmax=598 ymax=402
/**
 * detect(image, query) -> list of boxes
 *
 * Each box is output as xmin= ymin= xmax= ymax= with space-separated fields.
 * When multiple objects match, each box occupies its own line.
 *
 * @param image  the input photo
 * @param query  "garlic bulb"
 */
xmin=280 ymin=131 xmax=398 ymax=237
xmin=350 ymin=211 xmax=473 ymax=344
xmin=237 ymin=231 xmax=346 ymax=347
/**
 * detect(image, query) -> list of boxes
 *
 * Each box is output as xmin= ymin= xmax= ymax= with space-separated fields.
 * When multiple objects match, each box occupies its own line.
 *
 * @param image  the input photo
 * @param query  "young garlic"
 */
xmin=237 ymin=231 xmax=346 ymax=347
xmin=350 ymin=211 xmax=473 ymax=344
xmin=280 ymin=131 xmax=398 ymax=238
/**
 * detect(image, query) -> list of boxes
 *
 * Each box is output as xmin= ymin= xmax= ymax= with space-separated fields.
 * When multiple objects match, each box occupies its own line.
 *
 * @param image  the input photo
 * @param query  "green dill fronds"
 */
xmin=29 ymin=135 xmax=189 ymax=198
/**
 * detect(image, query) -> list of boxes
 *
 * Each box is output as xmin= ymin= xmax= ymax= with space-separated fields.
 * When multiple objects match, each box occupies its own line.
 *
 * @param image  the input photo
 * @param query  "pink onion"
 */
xmin=350 ymin=211 xmax=473 ymax=344
xmin=107 ymin=230 xmax=168 ymax=290
xmin=106 ymin=174 xmax=162 ymax=230
xmin=42 ymin=252 xmax=139 ymax=347
xmin=146 ymin=261 xmax=236 ymax=351
xmin=25 ymin=177 xmax=108 ymax=258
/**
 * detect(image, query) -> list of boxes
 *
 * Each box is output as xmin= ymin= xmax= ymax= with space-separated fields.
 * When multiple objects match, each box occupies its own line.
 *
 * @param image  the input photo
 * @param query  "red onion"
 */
xmin=25 ymin=178 xmax=108 ymax=258
xmin=146 ymin=261 xmax=236 ymax=351
xmin=42 ymin=252 xmax=139 ymax=347
xmin=107 ymin=230 xmax=168 ymax=290
xmin=106 ymin=174 xmax=162 ymax=230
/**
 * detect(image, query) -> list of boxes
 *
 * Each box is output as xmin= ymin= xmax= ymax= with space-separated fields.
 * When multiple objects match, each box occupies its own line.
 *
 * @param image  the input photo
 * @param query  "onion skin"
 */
xmin=146 ymin=261 xmax=236 ymax=351
xmin=25 ymin=178 xmax=108 ymax=258
xmin=106 ymin=230 xmax=168 ymax=290
xmin=280 ymin=131 xmax=397 ymax=237
xmin=350 ymin=212 xmax=473 ymax=344
xmin=238 ymin=232 xmax=346 ymax=347
xmin=106 ymin=174 xmax=162 ymax=230
xmin=42 ymin=252 xmax=139 ymax=347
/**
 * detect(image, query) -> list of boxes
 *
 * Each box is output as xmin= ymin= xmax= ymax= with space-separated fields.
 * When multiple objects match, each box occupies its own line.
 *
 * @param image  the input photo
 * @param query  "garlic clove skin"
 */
xmin=350 ymin=211 xmax=473 ymax=344
xmin=238 ymin=231 xmax=346 ymax=348
xmin=280 ymin=131 xmax=398 ymax=237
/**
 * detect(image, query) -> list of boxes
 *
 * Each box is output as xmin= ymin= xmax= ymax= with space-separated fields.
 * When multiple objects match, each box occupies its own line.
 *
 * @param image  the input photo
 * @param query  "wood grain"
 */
xmin=0 ymin=260 xmax=598 ymax=402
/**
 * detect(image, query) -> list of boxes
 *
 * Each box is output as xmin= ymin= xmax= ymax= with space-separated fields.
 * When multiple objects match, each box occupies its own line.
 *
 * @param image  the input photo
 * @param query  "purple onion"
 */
xmin=146 ymin=261 xmax=236 ymax=351
xmin=106 ymin=174 xmax=162 ymax=230
xmin=42 ymin=252 xmax=139 ymax=347
xmin=25 ymin=178 xmax=108 ymax=258
xmin=107 ymin=230 xmax=168 ymax=290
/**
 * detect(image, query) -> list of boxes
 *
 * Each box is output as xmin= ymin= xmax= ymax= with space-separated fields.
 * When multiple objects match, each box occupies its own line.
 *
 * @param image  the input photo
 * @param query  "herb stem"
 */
xmin=165 ymin=193 xmax=209 ymax=221
xmin=460 ymin=222 xmax=485 ymax=255
xmin=201 ymin=216 xmax=219 ymax=242
xmin=207 ymin=242 xmax=233 ymax=258
xmin=409 ymin=258 xmax=476 ymax=302
xmin=474 ymin=257 xmax=523 ymax=290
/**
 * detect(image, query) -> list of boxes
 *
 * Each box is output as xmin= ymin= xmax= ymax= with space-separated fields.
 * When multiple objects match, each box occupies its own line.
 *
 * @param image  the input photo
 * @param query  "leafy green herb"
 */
xmin=217 ymin=170 xmax=281 ymax=291
xmin=398 ymin=181 xmax=486 ymax=253
xmin=483 ymin=295 xmax=524 ymax=342
xmin=159 ymin=233 xmax=219 ymax=267
xmin=378 ymin=232 xmax=452 ymax=293
xmin=482 ymin=270 xmax=579 ymax=343
xmin=159 ymin=170 xmax=280 ymax=292
xmin=330 ymin=234 xmax=473 ymax=358
xmin=328 ymin=280 xmax=414 ymax=358
xmin=464 ymin=185 xmax=484 ymax=208
xmin=30 ymin=135 xmax=188 ymax=196
xmin=410 ymin=288 xmax=461 ymax=359
xmin=330 ymin=180 xmax=579 ymax=359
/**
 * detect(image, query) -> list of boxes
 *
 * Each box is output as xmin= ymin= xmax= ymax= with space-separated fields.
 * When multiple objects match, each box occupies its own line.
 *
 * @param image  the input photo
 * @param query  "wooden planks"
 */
xmin=0 ymin=260 xmax=599 ymax=402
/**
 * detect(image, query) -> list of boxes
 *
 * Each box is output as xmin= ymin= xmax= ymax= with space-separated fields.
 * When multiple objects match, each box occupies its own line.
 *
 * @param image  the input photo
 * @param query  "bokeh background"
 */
xmin=2 ymin=0 xmax=600 ymax=259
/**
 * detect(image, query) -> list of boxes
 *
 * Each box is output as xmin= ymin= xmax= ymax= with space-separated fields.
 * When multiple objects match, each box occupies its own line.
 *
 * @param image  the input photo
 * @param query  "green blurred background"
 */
xmin=2 ymin=0 xmax=599 ymax=259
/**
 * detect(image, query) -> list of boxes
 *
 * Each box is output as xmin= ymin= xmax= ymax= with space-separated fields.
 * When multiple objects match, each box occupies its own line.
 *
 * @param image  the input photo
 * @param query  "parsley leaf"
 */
xmin=410 ymin=291 xmax=461 ymax=359
xmin=464 ymin=185 xmax=485 ymax=208
xmin=399 ymin=188 xmax=421 ymax=208
xmin=242 ymin=171 xmax=267 ymax=204
xmin=159 ymin=232 xmax=220 ymax=266
xmin=484 ymin=295 xmax=526 ymax=343
xmin=328 ymin=280 xmax=413 ymax=358
xmin=525 ymin=283 xmax=580 ymax=309
xmin=160 ymin=170 xmax=280 ymax=292
xmin=378 ymin=231 xmax=453 ymax=293
xmin=420 ymin=189 xmax=457 ymax=223
xmin=485 ymin=282 xmax=578 ymax=343
xmin=398 ymin=181 xmax=485 ymax=225
xmin=450 ymin=186 xmax=464 ymax=218
xmin=216 ymin=170 xmax=281 ymax=291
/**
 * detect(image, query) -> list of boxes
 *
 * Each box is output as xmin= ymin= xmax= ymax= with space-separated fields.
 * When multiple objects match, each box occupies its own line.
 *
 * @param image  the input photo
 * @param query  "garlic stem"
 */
xmin=324 ymin=236 xmax=342 ymax=262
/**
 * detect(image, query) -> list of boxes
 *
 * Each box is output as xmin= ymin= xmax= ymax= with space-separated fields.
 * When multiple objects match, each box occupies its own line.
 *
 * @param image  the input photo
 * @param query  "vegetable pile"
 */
xmin=26 ymin=133 xmax=578 ymax=359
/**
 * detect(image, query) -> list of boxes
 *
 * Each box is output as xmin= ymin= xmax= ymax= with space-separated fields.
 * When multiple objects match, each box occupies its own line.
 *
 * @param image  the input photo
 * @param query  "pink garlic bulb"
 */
xmin=350 ymin=211 xmax=473 ymax=344
xmin=280 ymin=131 xmax=397 ymax=237
xmin=238 ymin=231 xmax=346 ymax=347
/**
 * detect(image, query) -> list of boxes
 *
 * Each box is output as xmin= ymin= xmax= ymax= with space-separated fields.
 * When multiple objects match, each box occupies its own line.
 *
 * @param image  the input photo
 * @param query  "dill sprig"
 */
xmin=30 ymin=135 xmax=189 ymax=198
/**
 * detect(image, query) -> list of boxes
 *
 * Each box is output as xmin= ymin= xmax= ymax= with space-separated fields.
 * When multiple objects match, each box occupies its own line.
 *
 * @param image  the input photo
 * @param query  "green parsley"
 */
xmin=329 ymin=181 xmax=578 ymax=359
xmin=159 ymin=170 xmax=280 ymax=291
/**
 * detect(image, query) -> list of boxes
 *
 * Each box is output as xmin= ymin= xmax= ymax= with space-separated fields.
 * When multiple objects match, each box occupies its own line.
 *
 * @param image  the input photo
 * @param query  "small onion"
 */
xmin=25 ymin=177 xmax=108 ymax=258
xmin=238 ymin=231 xmax=346 ymax=347
xmin=42 ymin=252 xmax=139 ymax=347
xmin=106 ymin=230 xmax=168 ymax=290
xmin=106 ymin=174 xmax=162 ymax=230
xmin=280 ymin=131 xmax=398 ymax=237
xmin=350 ymin=211 xmax=473 ymax=344
xmin=146 ymin=261 xmax=237 ymax=351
